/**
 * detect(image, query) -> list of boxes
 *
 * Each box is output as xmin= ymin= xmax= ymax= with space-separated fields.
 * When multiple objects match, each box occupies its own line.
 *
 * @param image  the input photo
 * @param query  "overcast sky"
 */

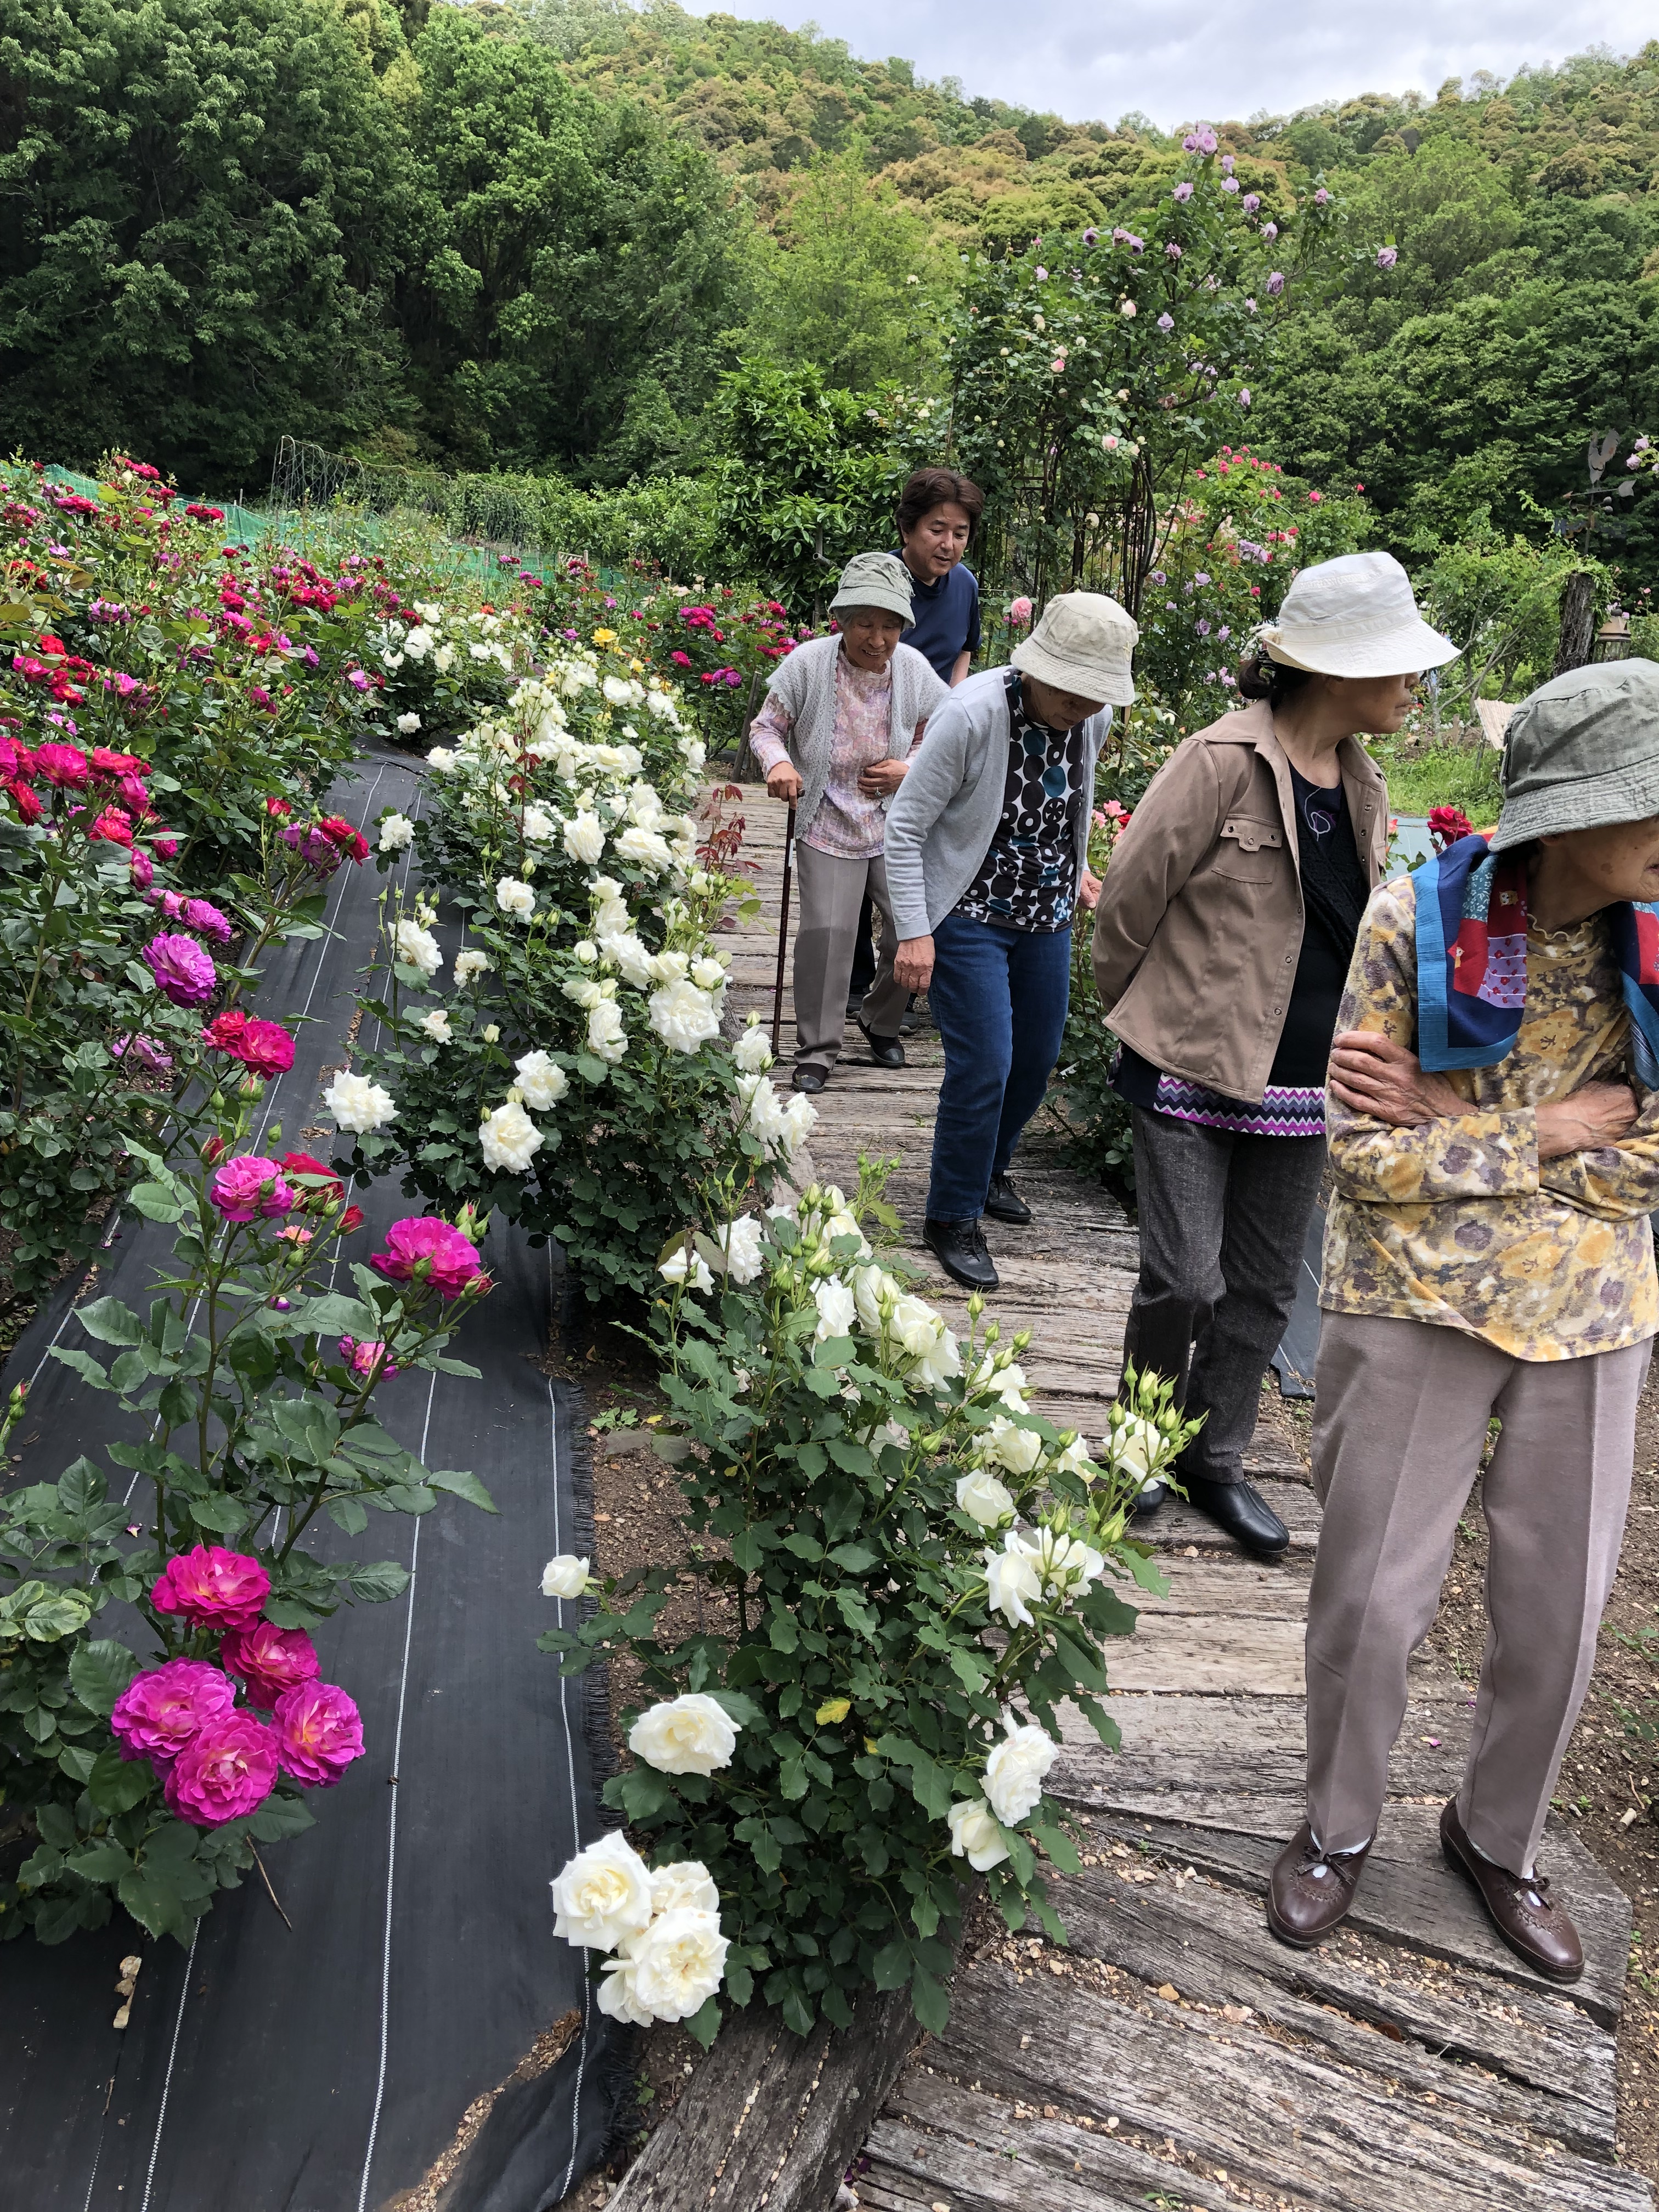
xmin=713 ymin=2 xmax=1652 ymax=129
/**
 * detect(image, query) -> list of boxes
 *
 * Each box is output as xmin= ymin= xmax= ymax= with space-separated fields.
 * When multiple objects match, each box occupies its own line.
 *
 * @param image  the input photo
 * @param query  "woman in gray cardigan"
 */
xmin=749 ymin=553 xmax=948 ymax=1092
xmin=884 ymin=592 xmax=1137 ymax=1289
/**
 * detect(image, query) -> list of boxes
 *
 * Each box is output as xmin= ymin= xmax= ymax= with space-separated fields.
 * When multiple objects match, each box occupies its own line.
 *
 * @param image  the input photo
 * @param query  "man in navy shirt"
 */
xmin=849 ymin=468 xmax=986 ymax=1009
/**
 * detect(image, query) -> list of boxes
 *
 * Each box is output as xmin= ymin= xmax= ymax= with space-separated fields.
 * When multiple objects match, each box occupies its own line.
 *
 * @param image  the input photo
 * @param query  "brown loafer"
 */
xmin=1440 ymin=1800 xmax=1583 ymax=1983
xmin=1266 ymin=1821 xmax=1372 ymax=1949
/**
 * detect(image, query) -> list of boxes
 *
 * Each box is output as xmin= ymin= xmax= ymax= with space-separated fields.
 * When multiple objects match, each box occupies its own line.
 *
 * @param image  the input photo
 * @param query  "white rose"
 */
xmin=649 ymin=979 xmax=720 ymax=1054
xmin=573 ymin=939 xmax=597 ymax=964
xmin=325 ymin=1070 xmax=395 ymax=1133
xmin=522 ymin=803 xmax=557 ymax=843
xmin=378 ymin=811 xmax=415 ymax=851
xmin=659 ymin=1243 xmax=715 ymax=1294
xmin=395 ymin=712 xmax=422 ymax=735
xmin=909 ymin=1324 xmax=962 ymax=1392
xmin=956 ymin=1466 xmax=1015 ymax=1527
xmin=383 ymin=650 xmax=404 ymax=671
xmin=515 ymin=1051 xmax=568 ymax=1110
xmin=432 ymin=642 xmax=456 ymax=672
xmin=394 ymin=918 xmax=442 ymax=979
xmin=648 ymin=1860 xmax=720 ymax=1917
xmin=563 ymin=977 xmax=602 ymax=1011
xmin=628 ymin=1692 xmax=740 ymax=1776
xmin=684 ymin=738 xmax=706 ymax=772
xmin=541 ymin=1554 xmax=591 ymax=1599
xmin=889 ymin=1294 xmax=947 ymax=1361
xmin=495 ymin=877 xmax=535 ymax=918
xmin=981 ymin=1416 xmax=1045 ymax=1477
xmin=648 ymin=948 xmax=690 ymax=985
xmin=1110 ymin=1415 xmax=1164 ymax=1484
xmin=946 ymin=1796 xmax=1010 ymax=1873
xmin=984 ymin=1719 xmax=1058 ymax=1826
xmin=454 ymin=949 xmax=493 ymax=986
xmin=602 ymin=674 xmax=632 ymax=704
xmin=479 ymin=1099 xmax=543 ymax=1172
xmin=420 ymin=1008 xmax=452 ymax=1043
xmin=624 ymin=1905 xmax=729 ymax=2022
xmin=627 ymin=782 xmax=663 ymax=826
xmin=691 ymin=955 xmax=726 ymax=991
xmin=814 ymin=1278 xmax=857 ymax=1340
xmin=733 ymin=1022 xmax=773 ymax=1073
xmin=596 ymin=1954 xmax=653 ymax=2027
xmin=852 ymin=1265 xmax=904 ymax=1332
xmin=425 ymin=746 xmax=456 ymax=771
xmin=1053 ymin=1435 xmax=1099 ymax=1479
xmin=644 ymin=686 xmax=678 ymax=720
xmin=605 ymin=933 xmax=656 ymax=990
xmin=551 ymin=1830 xmax=654 ymax=1950
xmin=822 ymin=1208 xmax=870 ymax=1256
xmin=564 ymin=811 xmax=606 ymax=865
xmin=616 ymin=823 xmax=673 ymax=875
xmin=588 ymin=1000 xmax=627 ymax=1062
xmin=402 ymin=625 xmax=433 ymax=661
xmin=1029 ymin=1523 xmax=1106 ymax=1596
xmin=482 ymin=1023 xmax=500 ymax=1042
xmin=777 ymin=1089 xmax=816 ymax=1155
xmin=709 ymin=1214 xmax=764 ymax=1284
xmin=983 ymin=1533 xmax=1042 ymax=1628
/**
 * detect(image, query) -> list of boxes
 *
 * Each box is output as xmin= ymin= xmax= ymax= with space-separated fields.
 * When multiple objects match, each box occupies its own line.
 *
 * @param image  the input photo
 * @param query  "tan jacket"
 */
xmin=1090 ymin=699 xmax=1389 ymax=1104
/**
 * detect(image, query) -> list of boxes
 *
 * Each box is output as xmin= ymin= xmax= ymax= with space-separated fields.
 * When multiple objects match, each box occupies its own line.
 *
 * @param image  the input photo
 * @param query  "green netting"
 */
xmin=43 ymin=465 xmax=268 ymax=548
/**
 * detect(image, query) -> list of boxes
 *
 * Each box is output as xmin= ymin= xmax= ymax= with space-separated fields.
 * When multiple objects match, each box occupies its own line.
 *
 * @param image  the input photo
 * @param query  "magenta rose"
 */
xmin=151 ymin=1544 xmax=270 ymax=1631
xmin=275 ymin=1679 xmax=365 ymax=1786
xmin=220 ymin=1621 xmax=320 ymax=1711
xmin=370 ymin=1217 xmax=483 ymax=1301
xmin=144 ymin=930 xmax=217 ymax=1006
xmin=182 ymin=896 xmax=234 ymax=945
xmin=110 ymin=1658 xmax=236 ymax=1770
xmin=211 ymin=1155 xmax=295 ymax=1222
xmin=165 ymin=1711 xmax=279 ymax=1826
xmin=128 ymin=844 xmax=154 ymax=890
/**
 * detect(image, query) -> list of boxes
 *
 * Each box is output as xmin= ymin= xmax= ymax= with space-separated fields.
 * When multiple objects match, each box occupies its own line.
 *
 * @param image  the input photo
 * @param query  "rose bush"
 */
xmin=337 ymin=662 xmax=813 ymax=1306
xmin=540 ymin=1173 xmax=1198 ymax=2042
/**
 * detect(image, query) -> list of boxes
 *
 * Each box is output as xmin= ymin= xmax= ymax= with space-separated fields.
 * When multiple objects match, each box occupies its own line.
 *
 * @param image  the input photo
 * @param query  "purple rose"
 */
xmin=1149 ymin=571 xmax=1166 ymax=585
xmin=1165 ymin=241 xmax=1183 ymax=259
xmin=1082 ymin=227 xmax=1098 ymax=245
xmin=1173 ymin=182 xmax=1192 ymax=202
xmin=1221 ymin=154 xmax=1235 ymax=174
xmin=276 ymin=1679 xmax=365 ymax=1786
xmin=1267 ymin=270 xmax=1285 ymax=296
xmin=1197 ymin=619 xmax=1211 ymax=636
xmin=1262 ymin=223 xmax=1278 ymax=241
xmin=144 ymin=932 xmax=216 ymax=1006
xmin=1376 ymin=246 xmax=1398 ymax=270
xmin=1245 ymin=297 xmax=1258 ymax=313
xmin=1314 ymin=187 xmax=1331 ymax=205
xmin=1221 ymin=177 xmax=1239 ymax=193
xmin=112 ymin=1032 xmax=173 ymax=1073
xmin=1242 ymin=194 xmax=1260 ymax=214
xmin=183 ymin=897 xmax=233 ymax=945
xmin=283 ymin=822 xmax=344 ymax=877
xmin=111 ymin=1658 xmax=236 ymax=1772
xmin=1239 ymin=388 xmax=1252 ymax=409
xmin=1156 ymin=312 xmax=1174 ymax=331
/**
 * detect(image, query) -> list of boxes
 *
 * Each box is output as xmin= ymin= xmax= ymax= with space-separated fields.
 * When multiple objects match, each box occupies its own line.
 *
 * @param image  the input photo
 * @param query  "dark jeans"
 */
xmin=1124 ymin=1107 xmax=1325 ymax=1486
xmin=925 ymin=913 xmax=1071 ymax=1222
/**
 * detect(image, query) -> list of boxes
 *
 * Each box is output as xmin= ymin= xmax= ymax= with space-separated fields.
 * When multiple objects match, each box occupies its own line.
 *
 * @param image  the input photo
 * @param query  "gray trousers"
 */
xmin=1306 ymin=1310 xmax=1650 ymax=1874
xmin=792 ymin=845 xmax=907 ymax=1072
xmin=1123 ymin=1108 xmax=1326 ymax=1485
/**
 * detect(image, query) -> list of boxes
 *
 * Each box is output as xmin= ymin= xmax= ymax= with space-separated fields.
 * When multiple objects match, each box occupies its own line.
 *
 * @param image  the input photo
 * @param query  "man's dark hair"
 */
xmin=896 ymin=467 xmax=986 ymax=539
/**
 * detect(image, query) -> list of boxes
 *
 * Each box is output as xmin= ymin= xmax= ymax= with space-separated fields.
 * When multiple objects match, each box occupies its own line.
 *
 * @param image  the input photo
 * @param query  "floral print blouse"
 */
xmin=1322 ymin=874 xmax=1659 ymax=1362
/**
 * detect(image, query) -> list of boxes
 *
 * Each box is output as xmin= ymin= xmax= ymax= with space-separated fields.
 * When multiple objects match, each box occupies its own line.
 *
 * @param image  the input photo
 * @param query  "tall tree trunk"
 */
xmin=1553 ymin=568 xmax=1598 ymax=676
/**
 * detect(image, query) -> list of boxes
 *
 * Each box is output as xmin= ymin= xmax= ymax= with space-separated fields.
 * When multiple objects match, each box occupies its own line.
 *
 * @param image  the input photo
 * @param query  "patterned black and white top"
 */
xmin=953 ymin=670 xmax=1088 ymax=934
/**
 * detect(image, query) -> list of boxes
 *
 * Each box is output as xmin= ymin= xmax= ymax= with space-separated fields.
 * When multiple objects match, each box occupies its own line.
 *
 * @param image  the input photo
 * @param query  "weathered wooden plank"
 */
xmin=605 ymin=1984 xmax=916 ymax=2212
xmin=1104 ymin=1615 xmax=1309 ymax=1696
xmin=1127 ymin=1560 xmax=1312 ymax=1615
xmin=921 ymin=1959 xmax=1652 ymax=2210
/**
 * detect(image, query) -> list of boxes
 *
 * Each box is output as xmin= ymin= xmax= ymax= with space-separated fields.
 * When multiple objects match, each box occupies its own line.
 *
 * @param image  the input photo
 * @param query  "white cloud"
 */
xmin=712 ymin=2 xmax=1652 ymax=132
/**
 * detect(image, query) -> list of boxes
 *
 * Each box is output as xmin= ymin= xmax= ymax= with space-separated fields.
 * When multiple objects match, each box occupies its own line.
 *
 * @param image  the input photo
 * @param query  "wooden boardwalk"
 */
xmin=626 ymin=792 xmax=1650 ymax=2212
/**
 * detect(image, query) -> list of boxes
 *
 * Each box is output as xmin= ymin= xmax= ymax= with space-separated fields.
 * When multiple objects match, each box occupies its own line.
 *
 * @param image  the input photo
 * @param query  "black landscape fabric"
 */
xmin=0 ymin=753 xmax=626 ymax=2210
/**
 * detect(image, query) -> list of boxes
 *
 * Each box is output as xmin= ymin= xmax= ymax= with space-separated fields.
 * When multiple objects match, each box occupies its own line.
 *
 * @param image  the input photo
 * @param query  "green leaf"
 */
xmin=48 ymin=1346 xmax=112 ymax=1391
xmin=118 ymin=1867 xmax=189 ymax=1943
xmin=326 ymin=1496 xmax=369 ymax=1536
xmin=871 ymin=1938 xmax=911 ymax=1991
xmin=249 ymin=1795 xmax=315 ymax=1843
xmin=127 ymin=1182 xmax=184 ymax=1223
xmin=346 ymin=1560 xmax=411 ymax=1603
xmin=1031 ymin=1822 xmax=1082 ymax=1874
xmin=75 ymin=1296 xmax=145 ymax=1345
xmin=705 ymin=1688 xmax=767 ymax=1730
xmin=826 ymin=1542 xmax=880 ymax=1574
xmin=187 ymin=1493 xmax=247 ymax=1537
xmin=1077 ymin=1584 xmax=1139 ymax=1639
xmin=425 ymin=1467 xmax=498 ymax=1514
xmin=780 ymin=1986 xmax=815 ymax=2036
xmin=109 ymin=1348 xmax=156 ymax=1395
xmin=821 ymin=1484 xmax=863 ymax=1542
xmin=910 ymin=1963 xmax=951 ymax=2034
xmin=56 ymin=1459 xmax=108 ymax=1511
xmin=156 ymin=1379 xmax=196 ymax=1428
xmin=67 ymin=1839 xmax=134 ymax=1883
xmin=684 ymin=1994 xmax=723 ymax=2049
xmin=618 ymin=1766 xmax=672 ymax=1820
xmin=68 ymin=1638 xmax=140 ymax=1718
xmin=88 ymin=1743 xmax=156 ymax=1816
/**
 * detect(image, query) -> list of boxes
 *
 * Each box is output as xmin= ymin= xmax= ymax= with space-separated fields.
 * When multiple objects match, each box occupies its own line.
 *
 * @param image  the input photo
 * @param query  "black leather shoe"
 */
xmin=857 ymin=1021 xmax=904 ymax=1070
xmin=1267 ymin=1822 xmax=1372 ymax=1949
xmin=845 ymin=995 xmax=865 ymax=1019
xmin=792 ymin=1065 xmax=827 ymax=1094
xmin=900 ymin=999 xmax=931 ymax=1036
xmin=1132 ymin=1479 xmax=1169 ymax=1517
xmin=984 ymin=1173 xmax=1031 ymax=1224
xmin=1440 ymin=1800 xmax=1584 ymax=1982
xmin=1181 ymin=1473 xmax=1289 ymax=1559
xmin=923 ymin=1217 xmax=999 ymax=1291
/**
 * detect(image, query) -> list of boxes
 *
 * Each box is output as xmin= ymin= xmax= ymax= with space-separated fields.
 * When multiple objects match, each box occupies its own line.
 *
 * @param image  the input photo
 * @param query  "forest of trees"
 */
xmin=2 ymin=1 xmax=1657 ymax=592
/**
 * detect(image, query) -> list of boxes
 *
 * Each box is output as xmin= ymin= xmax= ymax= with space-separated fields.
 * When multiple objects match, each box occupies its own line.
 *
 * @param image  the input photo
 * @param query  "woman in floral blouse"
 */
xmin=1269 ymin=656 xmax=1659 ymax=1987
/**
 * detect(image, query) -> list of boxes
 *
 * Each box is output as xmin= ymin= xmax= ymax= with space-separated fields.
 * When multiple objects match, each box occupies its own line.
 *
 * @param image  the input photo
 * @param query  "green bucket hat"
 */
xmin=830 ymin=551 xmax=915 ymax=628
xmin=1489 ymin=657 xmax=1659 ymax=855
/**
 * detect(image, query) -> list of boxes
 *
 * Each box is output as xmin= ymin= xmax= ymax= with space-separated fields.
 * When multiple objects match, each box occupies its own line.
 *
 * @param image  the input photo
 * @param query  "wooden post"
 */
xmin=1553 ymin=568 xmax=1598 ymax=677
xmin=770 ymin=802 xmax=796 ymax=1060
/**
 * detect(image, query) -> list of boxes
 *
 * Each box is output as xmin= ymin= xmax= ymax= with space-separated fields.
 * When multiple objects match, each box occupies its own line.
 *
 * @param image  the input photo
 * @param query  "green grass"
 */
xmin=1368 ymin=740 xmax=1504 ymax=824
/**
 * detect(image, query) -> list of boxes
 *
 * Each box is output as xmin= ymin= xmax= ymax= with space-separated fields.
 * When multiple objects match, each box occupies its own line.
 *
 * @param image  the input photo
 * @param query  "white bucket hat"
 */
xmin=1256 ymin=550 xmax=1458 ymax=679
xmin=1012 ymin=590 xmax=1137 ymax=707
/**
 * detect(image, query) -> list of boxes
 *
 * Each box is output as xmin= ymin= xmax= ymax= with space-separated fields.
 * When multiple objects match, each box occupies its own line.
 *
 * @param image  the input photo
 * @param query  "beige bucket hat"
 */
xmin=1257 ymin=550 xmax=1458 ymax=679
xmin=1012 ymin=590 xmax=1137 ymax=707
xmin=1489 ymin=658 xmax=1659 ymax=854
xmin=830 ymin=551 xmax=916 ymax=627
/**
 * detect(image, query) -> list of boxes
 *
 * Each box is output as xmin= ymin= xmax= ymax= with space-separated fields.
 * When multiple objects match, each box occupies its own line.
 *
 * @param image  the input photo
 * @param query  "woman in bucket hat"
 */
xmin=749 ymin=551 xmax=948 ymax=1092
xmin=1092 ymin=551 xmax=1457 ymax=1556
xmin=1268 ymin=657 xmax=1659 ymax=1982
xmin=884 ymin=591 xmax=1136 ymax=1290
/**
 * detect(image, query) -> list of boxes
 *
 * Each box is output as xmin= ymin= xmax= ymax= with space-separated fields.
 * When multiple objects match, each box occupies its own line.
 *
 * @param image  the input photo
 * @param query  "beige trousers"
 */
xmin=792 ymin=845 xmax=907 ymax=1071
xmin=1306 ymin=1310 xmax=1650 ymax=1875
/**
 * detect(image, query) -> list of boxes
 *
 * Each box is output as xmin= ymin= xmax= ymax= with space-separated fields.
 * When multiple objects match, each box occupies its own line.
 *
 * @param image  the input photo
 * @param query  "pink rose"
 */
xmin=338 ymin=1335 xmax=398 ymax=1380
xmin=144 ymin=930 xmax=216 ymax=1006
xmin=151 ymin=1544 xmax=270 ymax=1630
xmin=111 ymin=1658 xmax=236 ymax=1770
xmin=211 ymin=1155 xmax=296 ymax=1222
xmin=33 ymin=741 xmax=90 ymax=788
xmin=165 ymin=1711 xmax=279 ymax=1826
xmin=202 ymin=1009 xmax=296 ymax=1076
xmin=1007 ymin=596 xmax=1034 ymax=627
xmin=128 ymin=844 xmax=154 ymax=890
xmin=275 ymin=1679 xmax=365 ymax=1786
xmin=370 ymin=1217 xmax=483 ymax=1301
xmin=182 ymin=896 xmax=234 ymax=944
xmin=220 ymin=1621 xmax=320 ymax=1711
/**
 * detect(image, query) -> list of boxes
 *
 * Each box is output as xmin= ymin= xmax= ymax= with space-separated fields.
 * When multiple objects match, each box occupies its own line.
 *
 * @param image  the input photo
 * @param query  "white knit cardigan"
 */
xmin=759 ymin=636 xmax=948 ymax=840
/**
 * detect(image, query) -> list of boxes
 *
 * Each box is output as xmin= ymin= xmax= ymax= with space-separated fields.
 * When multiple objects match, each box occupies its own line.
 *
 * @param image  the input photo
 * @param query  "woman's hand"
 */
xmin=1077 ymin=868 xmax=1102 ymax=912
xmin=1536 ymin=1084 xmax=1640 ymax=1159
xmin=894 ymin=936 xmax=935 ymax=992
xmin=1328 ymin=1030 xmax=1465 ymax=1126
xmin=765 ymin=761 xmax=803 ymax=802
xmin=857 ymin=757 xmax=909 ymax=797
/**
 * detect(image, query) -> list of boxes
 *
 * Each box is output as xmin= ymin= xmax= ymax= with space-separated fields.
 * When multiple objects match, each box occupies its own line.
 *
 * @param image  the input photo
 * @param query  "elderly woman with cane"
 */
xmin=1267 ymin=659 xmax=1659 ymax=1984
xmin=748 ymin=552 xmax=947 ymax=1094
xmin=1092 ymin=552 xmax=1455 ymax=1557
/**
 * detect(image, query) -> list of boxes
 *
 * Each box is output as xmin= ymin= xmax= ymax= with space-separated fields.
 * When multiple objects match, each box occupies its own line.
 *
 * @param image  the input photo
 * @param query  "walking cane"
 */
xmin=770 ymin=800 xmax=797 ymax=1060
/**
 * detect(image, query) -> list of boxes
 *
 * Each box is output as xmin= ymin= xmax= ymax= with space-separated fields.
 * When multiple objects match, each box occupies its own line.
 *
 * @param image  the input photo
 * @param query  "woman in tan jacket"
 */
xmin=1091 ymin=552 xmax=1456 ymax=1556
